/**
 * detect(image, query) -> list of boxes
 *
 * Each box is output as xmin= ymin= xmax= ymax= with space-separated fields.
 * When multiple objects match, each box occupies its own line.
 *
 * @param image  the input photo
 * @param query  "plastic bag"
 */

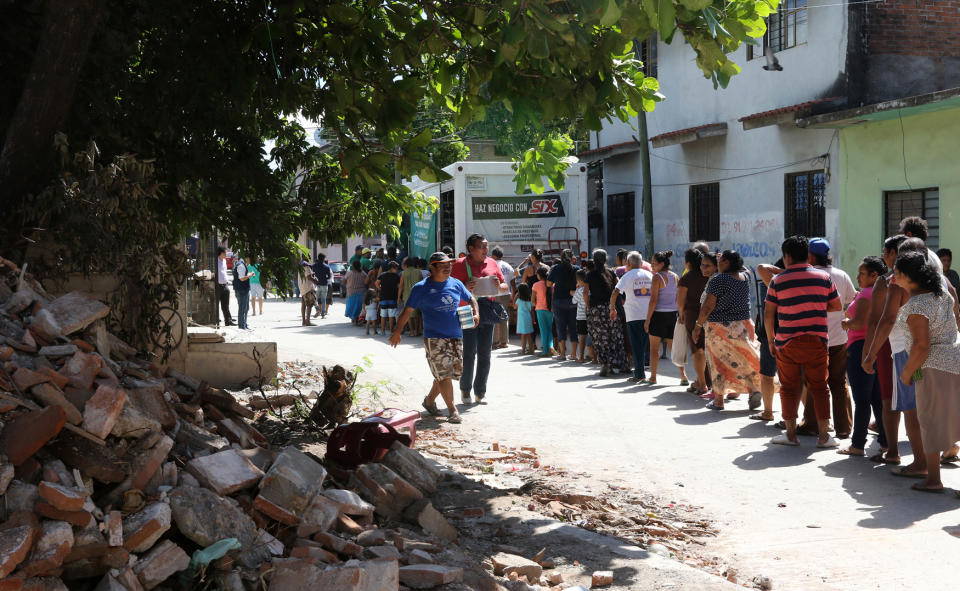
xmin=671 ymin=321 xmax=689 ymax=367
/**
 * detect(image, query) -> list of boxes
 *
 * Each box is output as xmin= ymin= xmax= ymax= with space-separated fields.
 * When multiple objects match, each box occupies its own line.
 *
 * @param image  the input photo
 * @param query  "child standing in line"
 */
xmin=514 ymin=283 xmax=535 ymax=354
xmin=572 ymin=269 xmax=595 ymax=363
xmin=532 ymin=267 xmax=555 ymax=357
xmin=364 ymin=288 xmax=379 ymax=334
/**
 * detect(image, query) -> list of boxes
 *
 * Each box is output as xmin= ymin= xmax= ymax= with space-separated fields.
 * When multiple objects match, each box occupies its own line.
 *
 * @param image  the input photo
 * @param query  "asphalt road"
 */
xmin=228 ymin=297 xmax=960 ymax=590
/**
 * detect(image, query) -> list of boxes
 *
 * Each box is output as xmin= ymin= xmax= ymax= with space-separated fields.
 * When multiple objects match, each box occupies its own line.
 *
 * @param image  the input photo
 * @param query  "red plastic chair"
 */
xmin=362 ymin=408 xmax=420 ymax=447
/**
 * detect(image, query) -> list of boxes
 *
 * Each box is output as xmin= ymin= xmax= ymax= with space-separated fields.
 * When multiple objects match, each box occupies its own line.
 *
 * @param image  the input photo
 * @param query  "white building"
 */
xmin=582 ymin=3 xmax=848 ymax=268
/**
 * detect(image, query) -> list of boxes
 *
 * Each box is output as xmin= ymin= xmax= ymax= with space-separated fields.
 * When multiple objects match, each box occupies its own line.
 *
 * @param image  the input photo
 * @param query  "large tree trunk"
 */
xmin=0 ymin=0 xmax=106 ymax=204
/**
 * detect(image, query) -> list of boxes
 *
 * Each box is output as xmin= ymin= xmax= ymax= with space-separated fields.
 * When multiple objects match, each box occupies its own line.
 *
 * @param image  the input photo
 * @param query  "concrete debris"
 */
xmin=131 ymin=540 xmax=189 ymax=590
xmin=44 ymin=293 xmax=109 ymax=337
xmin=185 ymin=448 xmax=263 ymax=495
xmin=490 ymin=552 xmax=543 ymax=581
xmin=591 ymin=570 xmax=614 ymax=587
xmin=254 ymin=446 xmax=326 ymax=525
xmin=403 ymin=500 xmax=458 ymax=543
xmin=398 ymin=564 xmax=464 ymax=588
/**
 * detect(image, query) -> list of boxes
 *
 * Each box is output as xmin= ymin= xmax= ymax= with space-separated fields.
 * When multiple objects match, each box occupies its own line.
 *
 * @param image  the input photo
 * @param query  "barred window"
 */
xmin=748 ymin=1 xmax=808 ymax=59
xmin=689 ymin=183 xmax=720 ymax=242
xmin=607 ymin=192 xmax=635 ymax=245
xmin=784 ymin=170 xmax=825 ymax=238
xmin=885 ymin=189 xmax=939 ymax=249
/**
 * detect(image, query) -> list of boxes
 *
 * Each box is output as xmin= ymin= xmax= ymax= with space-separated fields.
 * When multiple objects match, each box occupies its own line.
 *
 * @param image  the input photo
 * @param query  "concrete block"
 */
xmin=253 ymin=447 xmax=326 ymax=525
xmin=381 ymin=441 xmax=442 ymax=495
xmin=491 ymin=552 xmax=542 ymax=581
xmin=45 ymin=292 xmax=110 ymax=336
xmin=186 ymin=448 xmax=263 ymax=495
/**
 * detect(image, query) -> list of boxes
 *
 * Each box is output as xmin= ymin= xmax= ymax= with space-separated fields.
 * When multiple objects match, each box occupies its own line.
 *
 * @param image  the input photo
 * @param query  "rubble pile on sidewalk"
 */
xmin=0 ymin=260 xmax=476 ymax=591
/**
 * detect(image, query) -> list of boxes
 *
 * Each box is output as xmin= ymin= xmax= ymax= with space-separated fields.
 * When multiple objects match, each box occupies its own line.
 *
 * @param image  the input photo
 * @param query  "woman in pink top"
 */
xmin=531 ymin=267 xmax=555 ymax=357
xmin=839 ymin=256 xmax=889 ymax=456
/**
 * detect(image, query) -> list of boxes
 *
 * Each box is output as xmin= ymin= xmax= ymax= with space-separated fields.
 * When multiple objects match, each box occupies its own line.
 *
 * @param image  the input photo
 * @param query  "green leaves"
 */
xmin=599 ymin=0 xmax=622 ymax=27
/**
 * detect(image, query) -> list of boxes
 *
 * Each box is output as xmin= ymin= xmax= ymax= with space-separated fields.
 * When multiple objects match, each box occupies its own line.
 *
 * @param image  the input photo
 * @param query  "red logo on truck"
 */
xmin=529 ymin=199 xmax=560 ymax=215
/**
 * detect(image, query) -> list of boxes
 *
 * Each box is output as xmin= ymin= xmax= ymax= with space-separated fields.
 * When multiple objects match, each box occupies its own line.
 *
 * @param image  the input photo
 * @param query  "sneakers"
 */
xmin=461 ymin=391 xmax=472 ymax=404
xmin=475 ymin=395 xmax=487 ymax=405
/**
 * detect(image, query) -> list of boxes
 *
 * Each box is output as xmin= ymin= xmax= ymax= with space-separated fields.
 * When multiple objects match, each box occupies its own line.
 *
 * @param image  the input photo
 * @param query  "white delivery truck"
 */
xmin=405 ymin=161 xmax=589 ymax=263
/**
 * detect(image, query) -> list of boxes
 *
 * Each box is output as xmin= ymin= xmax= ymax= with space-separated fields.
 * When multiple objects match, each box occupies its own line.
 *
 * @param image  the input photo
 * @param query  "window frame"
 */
xmin=884 ymin=188 xmax=940 ymax=250
xmin=688 ymin=182 xmax=720 ymax=242
xmin=747 ymin=0 xmax=808 ymax=60
xmin=783 ymin=169 xmax=826 ymax=239
xmin=635 ymin=33 xmax=658 ymax=79
xmin=606 ymin=191 xmax=636 ymax=246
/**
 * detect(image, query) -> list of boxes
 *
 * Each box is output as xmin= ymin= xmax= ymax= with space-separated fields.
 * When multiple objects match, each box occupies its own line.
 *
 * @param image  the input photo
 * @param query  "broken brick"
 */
xmin=591 ymin=571 xmax=614 ymax=587
xmin=35 ymin=368 xmax=67 ymax=391
xmin=124 ymin=384 xmax=176 ymax=430
xmin=59 ymin=352 xmax=101 ymax=392
xmin=122 ymin=502 xmax=171 ymax=553
xmin=253 ymin=447 xmax=327 ymax=525
xmin=0 ymin=345 xmax=13 ymax=361
xmin=47 ymin=431 xmax=126 ymax=483
xmin=81 ymin=385 xmax=127 ymax=439
xmin=381 ymin=441 xmax=442 ymax=495
xmin=20 ymin=520 xmax=73 ymax=577
xmin=186 ymin=448 xmax=263 ymax=495
xmin=321 ymin=489 xmax=375 ymax=517
xmin=45 ymin=293 xmax=110 ymax=337
xmin=311 ymin=532 xmax=363 ymax=557
xmin=0 ymin=406 xmax=66 ymax=466
xmin=402 ymin=500 xmax=457 ymax=544
xmin=34 ymin=503 xmax=94 ymax=528
xmin=351 ymin=463 xmax=423 ymax=519
xmin=30 ymin=384 xmax=82 ymax=426
xmin=0 ymin=524 xmax=39 ymax=578
xmin=38 ymin=481 xmax=88 ymax=512
xmin=289 ymin=544 xmax=339 ymax=563
xmin=398 ymin=565 xmax=463 ymax=589
xmin=12 ymin=368 xmax=49 ymax=391
xmin=132 ymin=540 xmax=189 ymax=590
xmin=490 ymin=553 xmax=542 ymax=581
xmin=130 ymin=435 xmax=174 ymax=492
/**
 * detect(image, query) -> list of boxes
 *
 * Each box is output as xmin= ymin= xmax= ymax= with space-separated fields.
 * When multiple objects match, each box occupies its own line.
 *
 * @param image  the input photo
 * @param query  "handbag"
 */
xmin=671 ymin=320 xmax=689 ymax=367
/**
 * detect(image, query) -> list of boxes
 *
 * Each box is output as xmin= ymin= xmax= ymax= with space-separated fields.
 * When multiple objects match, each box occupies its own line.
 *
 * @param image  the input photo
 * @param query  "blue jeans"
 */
xmin=235 ymin=289 xmax=250 ymax=328
xmin=536 ymin=310 xmax=554 ymax=353
xmin=846 ymin=339 xmax=887 ymax=450
xmin=461 ymin=324 xmax=494 ymax=398
xmin=316 ymin=286 xmax=329 ymax=316
xmin=626 ymin=320 xmax=650 ymax=379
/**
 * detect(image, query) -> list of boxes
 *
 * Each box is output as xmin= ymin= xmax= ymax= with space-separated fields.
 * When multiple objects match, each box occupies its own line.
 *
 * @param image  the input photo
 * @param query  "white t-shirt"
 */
xmin=615 ymin=268 xmax=654 ymax=323
xmin=218 ymin=257 xmax=228 ymax=285
xmin=819 ymin=266 xmax=857 ymax=347
xmin=497 ymin=260 xmax=516 ymax=294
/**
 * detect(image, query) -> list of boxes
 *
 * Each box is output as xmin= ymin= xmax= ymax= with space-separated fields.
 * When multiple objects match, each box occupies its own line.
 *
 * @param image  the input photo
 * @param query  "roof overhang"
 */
xmin=739 ymin=97 xmax=843 ymax=130
xmin=797 ymin=87 xmax=960 ymax=129
xmin=576 ymin=140 xmax=641 ymax=163
xmin=649 ymin=122 xmax=727 ymax=149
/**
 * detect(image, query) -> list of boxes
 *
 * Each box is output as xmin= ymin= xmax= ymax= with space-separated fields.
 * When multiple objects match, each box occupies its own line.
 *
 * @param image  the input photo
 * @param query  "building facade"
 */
xmin=583 ymin=0 xmax=960 ymax=274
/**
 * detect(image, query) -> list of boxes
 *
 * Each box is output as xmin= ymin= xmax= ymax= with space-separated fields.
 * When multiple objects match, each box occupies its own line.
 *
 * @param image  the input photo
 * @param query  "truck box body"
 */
xmin=405 ymin=161 xmax=589 ymax=265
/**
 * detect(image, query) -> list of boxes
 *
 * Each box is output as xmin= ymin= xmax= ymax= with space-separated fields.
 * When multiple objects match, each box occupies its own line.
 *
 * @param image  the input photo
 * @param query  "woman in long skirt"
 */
xmin=583 ymin=249 xmax=627 ymax=376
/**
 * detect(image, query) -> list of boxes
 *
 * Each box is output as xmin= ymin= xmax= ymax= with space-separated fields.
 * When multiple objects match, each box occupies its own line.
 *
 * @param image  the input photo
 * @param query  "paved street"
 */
xmin=233 ymin=298 xmax=960 ymax=590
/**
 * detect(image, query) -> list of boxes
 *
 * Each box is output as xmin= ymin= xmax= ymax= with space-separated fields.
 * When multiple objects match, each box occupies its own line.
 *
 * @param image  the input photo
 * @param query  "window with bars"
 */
xmin=606 ymin=192 xmax=635 ymax=245
xmin=747 ymin=0 xmax=808 ymax=60
xmin=885 ymin=189 xmax=940 ymax=249
xmin=784 ymin=170 xmax=826 ymax=238
xmin=635 ymin=34 xmax=658 ymax=79
xmin=689 ymin=183 xmax=720 ymax=242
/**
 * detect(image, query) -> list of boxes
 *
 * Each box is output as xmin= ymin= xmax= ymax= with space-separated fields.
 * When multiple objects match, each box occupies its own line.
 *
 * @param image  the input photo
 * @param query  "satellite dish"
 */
xmin=313 ymin=128 xmax=324 ymax=145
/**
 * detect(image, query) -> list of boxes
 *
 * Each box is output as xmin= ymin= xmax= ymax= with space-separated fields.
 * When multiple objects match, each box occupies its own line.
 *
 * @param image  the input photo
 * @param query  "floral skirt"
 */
xmin=587 ymin=306 xmax=627 ymax=369
xmin=705 ymin=320 xmax=761 ymax=396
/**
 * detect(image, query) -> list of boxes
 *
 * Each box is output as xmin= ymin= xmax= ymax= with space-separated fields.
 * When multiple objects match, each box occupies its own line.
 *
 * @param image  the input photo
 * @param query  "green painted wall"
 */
xmin=835 ymin=106 xmax=960 ymax=275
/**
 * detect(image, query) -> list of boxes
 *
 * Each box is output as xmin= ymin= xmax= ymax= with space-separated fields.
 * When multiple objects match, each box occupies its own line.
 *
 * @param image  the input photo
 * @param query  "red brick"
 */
xmin=70 ymin=339 xmax=94 ymax=353
xmin=34 ymin=368 xmax=67 ymax=391
xmin=12 ymin=368 xmax=49 ymax=391
xmin=19 ymin=521 xmax=73 ymax=577
xmin=104 ymin=510 xmax=123 ymax=547
xmin=0 ymin=576 xmax=24 ymax=591
xmin=37 ymin=481 xmax=87 ymax=512
xmin=0 ymin=406 xmax=66 ymax=466
xmin=132 ymin=540 xmax=189 ymax=590
xmin=122 ymin=502 xmax=171 ymax=553
xmin=59 ymin=352 xmax=100 ymax=391
xmin=0 ymin=524 xmax=38 ymax=578
xmin=29 ymin=383 xmax=82 ymax=425
xmin=130 ymin=435 xmax=173 ymax=492
xmin=34 ymin=503 xmax=94 ymax=528
xmin=81 ymin=385 xmax=126 ymax=439
xmin=289 ymin=544 xmax=339 ymax=563
xmin=125 ymin=385 xmax=176 ymax=430
xmin=0 ymin=345 xmax=13 ymax=361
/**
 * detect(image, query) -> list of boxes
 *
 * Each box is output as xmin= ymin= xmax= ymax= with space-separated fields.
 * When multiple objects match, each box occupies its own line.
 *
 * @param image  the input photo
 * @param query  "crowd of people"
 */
xmin=379 ymin=217 xmax=960 ymax=496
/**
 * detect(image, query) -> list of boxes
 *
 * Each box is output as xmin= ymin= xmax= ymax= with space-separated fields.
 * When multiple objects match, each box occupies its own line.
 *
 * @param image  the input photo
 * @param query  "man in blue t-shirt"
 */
xmin=390 ymin=252 xmax=477 ymax=424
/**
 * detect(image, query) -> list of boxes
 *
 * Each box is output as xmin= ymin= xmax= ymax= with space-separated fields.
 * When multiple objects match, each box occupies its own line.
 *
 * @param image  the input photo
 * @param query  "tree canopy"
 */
xmin=1 ymin=0 xmax=779 ymax=286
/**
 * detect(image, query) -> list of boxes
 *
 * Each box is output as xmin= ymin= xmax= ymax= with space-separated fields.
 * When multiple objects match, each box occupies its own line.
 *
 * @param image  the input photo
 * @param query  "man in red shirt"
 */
xmin=451 ymin=233 xmax=508 ymax=405
xmin=764 ymin=235 xmax=841 ymax=448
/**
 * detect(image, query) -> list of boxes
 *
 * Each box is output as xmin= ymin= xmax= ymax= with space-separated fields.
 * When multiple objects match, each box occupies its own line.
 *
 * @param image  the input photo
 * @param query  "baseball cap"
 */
xmin=429 ymin=252 xmax=454 ymax=264
xmin=809 ymin=238 xmax=830 ymax=255
xmin=361 ymin=247 xmax=371 ymax=254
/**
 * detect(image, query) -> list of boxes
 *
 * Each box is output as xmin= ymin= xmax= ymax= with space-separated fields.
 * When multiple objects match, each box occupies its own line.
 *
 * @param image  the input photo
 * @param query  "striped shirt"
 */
xmin=765 ymin=264 xmax=839 ymax=349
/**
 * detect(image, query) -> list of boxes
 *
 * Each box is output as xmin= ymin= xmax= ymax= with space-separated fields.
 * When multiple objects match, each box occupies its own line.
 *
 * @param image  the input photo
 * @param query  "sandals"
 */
xmin=911 ymin=482 xmax=944 ymax=494
xmin=705 ymin=401 xmax=724 ymax=411
xmin=891 ymin=467 xmax=927 ymax=478
xmin=421 ymin=398 xmax=440 ymax=417
xmin=868 ymin=452 xmax=901 ymax=465
xmin=837 ymin=447 xmax=865 ymax=456
xmin=941 ymin=455 xmax=960 ymax=465
xmin=771 ymin=434 xmax=800 ymax=446
xmin=447 ymin=412 xmax=463 ymax=424
xmin=680 ymin=379 xmax=690 ymax=386
xmin=749 ymin=413 xmax=774 ymax=421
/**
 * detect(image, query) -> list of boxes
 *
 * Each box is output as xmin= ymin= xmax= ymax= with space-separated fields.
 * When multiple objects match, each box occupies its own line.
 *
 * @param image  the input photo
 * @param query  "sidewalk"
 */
xmin=239 ymin=298 xmax=960 ymax=591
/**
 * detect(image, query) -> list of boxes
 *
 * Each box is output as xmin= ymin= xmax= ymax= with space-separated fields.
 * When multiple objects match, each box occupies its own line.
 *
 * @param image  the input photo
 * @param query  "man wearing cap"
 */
xmin=451 ymin=233 xmax=508 ymax=405
xmin=391 ymin=252 xmax=478 ymax=423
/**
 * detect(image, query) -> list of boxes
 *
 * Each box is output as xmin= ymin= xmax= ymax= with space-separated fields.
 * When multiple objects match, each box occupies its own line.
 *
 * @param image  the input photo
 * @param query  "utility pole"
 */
xmin=636 ymin=111 xmax=654 ymax=257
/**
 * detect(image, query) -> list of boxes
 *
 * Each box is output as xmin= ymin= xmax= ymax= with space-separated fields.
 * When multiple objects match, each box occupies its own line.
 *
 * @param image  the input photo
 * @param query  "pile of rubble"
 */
xmin=0 ymin=259 xmax=471 ymax=590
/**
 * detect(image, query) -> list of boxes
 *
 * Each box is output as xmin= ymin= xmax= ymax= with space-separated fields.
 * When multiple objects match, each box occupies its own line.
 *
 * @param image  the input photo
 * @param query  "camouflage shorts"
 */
xmin=423 ymin=338 xmax=463 ymax=381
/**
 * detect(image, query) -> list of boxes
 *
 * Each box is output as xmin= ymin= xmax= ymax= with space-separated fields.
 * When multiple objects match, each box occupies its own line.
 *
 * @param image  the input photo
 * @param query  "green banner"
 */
xmin=410 ymin=208 xmax=436 ymax=258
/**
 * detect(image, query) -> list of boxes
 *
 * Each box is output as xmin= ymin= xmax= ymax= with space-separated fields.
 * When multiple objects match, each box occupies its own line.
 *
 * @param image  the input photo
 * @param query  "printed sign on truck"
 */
xmin=471 ymin=193 xmax=568 ymax=243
